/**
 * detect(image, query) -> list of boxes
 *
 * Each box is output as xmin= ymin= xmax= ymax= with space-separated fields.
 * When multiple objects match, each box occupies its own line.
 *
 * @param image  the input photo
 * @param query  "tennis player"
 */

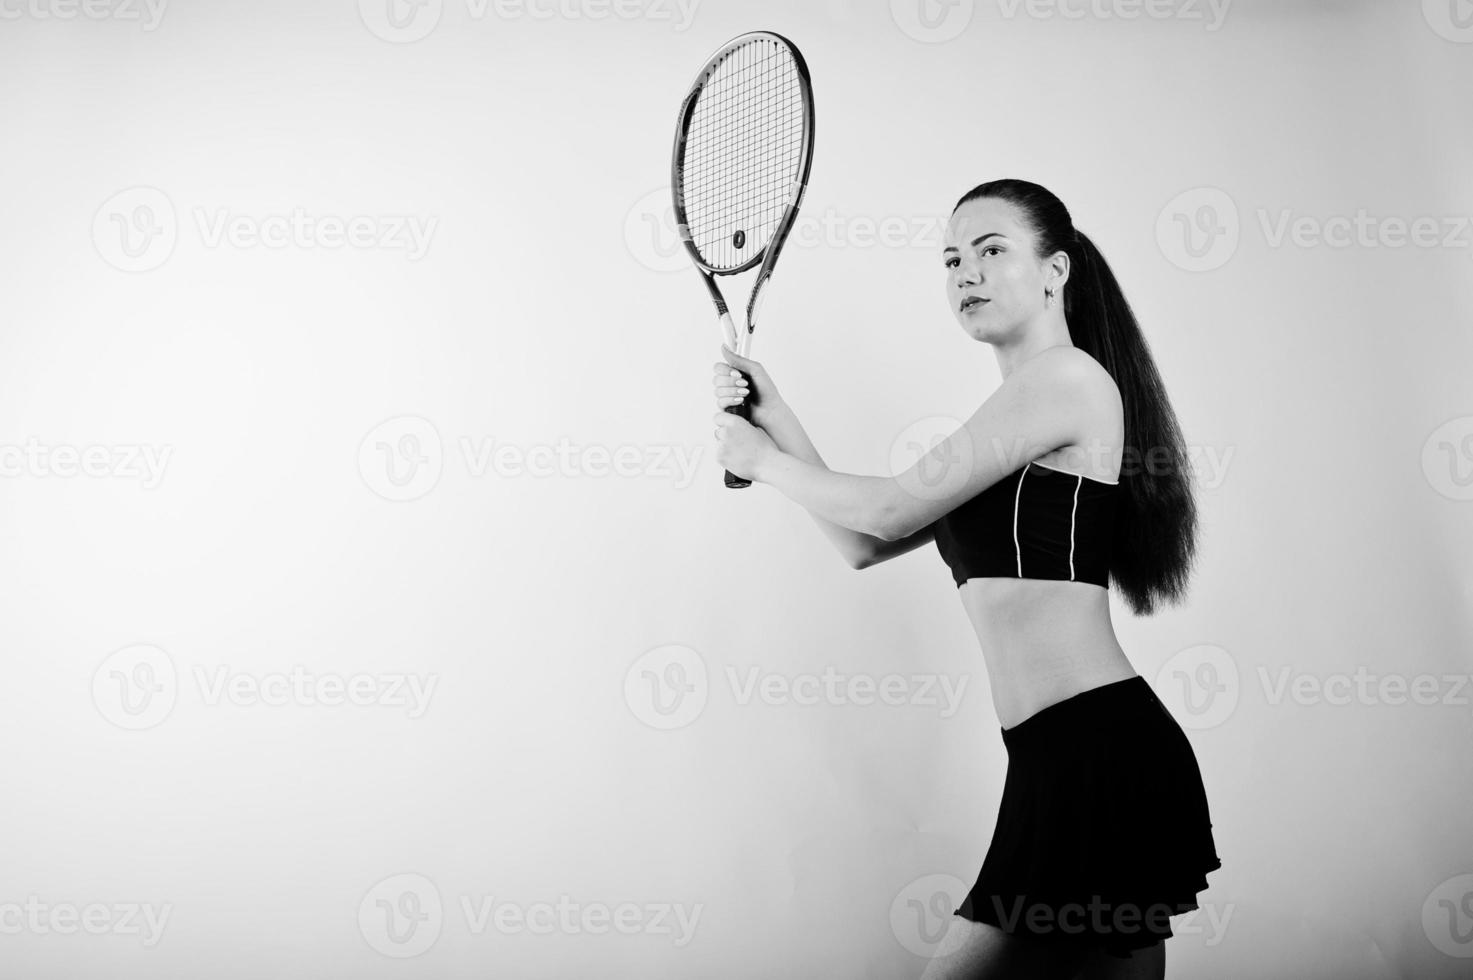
xmin=711 ymin=179 xmax=1221 ymax=980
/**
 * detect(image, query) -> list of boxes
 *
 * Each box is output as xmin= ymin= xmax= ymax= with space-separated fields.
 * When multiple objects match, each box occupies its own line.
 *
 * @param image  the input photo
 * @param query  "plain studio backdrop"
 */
xmin=1 ymin=0 xmax=1471 ymax=977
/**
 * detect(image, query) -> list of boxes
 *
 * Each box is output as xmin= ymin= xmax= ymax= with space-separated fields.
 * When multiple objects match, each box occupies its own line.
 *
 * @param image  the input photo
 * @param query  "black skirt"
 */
xmin=953 ymin=675 xmax=1222 ymax=960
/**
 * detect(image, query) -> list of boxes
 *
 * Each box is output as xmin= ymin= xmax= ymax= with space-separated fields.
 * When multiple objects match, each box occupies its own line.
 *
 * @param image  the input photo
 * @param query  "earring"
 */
xmin=1044 ymin=286 xmax=1055 ymax=307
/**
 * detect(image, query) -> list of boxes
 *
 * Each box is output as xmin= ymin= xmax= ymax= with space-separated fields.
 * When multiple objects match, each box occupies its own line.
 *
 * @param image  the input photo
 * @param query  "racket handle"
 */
xmin=723 ymin=369 xmax=752 ymax=489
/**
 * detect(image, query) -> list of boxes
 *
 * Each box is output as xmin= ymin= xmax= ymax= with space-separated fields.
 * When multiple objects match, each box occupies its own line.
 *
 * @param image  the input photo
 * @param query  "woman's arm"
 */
xmin=757 ymin=400 xmax=933 ymax=568
xmin=745 ymin=347 xmax=1096 ymax=542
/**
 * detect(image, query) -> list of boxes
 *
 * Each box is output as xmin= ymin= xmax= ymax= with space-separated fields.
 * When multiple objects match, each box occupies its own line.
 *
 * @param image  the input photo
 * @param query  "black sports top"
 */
xmin=933 ymin=459 xmax=1118 ymax=588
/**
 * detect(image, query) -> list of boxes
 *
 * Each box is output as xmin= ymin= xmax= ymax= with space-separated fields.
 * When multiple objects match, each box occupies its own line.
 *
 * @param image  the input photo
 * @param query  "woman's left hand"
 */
xmin=713 ymin=411 xmax=778 ymax=484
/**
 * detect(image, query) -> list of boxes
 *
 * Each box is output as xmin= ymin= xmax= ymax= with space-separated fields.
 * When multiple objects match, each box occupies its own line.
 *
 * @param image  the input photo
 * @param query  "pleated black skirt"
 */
xmin=952 ymin=675 xmax=1222 ymax=960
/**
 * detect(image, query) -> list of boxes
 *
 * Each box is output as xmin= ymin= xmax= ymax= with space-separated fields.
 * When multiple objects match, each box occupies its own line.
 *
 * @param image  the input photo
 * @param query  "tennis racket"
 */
xmin=671 ymin=30 xmax=816 ymax=488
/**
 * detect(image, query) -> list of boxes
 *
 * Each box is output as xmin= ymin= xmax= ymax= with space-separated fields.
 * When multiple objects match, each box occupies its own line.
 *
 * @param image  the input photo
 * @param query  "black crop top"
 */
xmin=933 ymin=460 xmax=1118 ymax=588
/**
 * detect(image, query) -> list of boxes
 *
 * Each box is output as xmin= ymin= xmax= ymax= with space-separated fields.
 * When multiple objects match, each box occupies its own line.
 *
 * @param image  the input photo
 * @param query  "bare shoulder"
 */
xmin=1028 ymin=345 xmax=1121 ymax=415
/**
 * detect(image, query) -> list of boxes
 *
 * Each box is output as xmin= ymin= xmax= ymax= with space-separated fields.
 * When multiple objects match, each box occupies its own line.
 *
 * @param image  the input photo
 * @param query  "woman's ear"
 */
xmin=1047 ymin=249 xmax=1071 ymax=294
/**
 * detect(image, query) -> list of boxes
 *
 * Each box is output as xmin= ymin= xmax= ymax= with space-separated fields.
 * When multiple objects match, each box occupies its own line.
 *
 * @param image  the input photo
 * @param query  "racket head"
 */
xmin=670 ymin=31 xmax=815 ymax=278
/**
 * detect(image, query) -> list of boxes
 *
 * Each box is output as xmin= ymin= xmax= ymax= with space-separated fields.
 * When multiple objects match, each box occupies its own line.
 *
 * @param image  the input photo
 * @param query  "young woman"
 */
xmin=710 ymin=179 xmax=1221 ymax=979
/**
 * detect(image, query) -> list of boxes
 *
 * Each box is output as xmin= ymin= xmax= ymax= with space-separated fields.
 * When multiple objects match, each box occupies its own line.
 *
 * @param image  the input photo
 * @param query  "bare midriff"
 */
xmin=956 ymin=576 xmax=1139 ymax=730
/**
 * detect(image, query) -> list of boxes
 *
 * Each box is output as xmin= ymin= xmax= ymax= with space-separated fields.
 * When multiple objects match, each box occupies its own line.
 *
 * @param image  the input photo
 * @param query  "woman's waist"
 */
xmin=956 ymin=577 xmax=1117 ymax=649
xmin=956 ymin=578 xmax=1135 ymax=727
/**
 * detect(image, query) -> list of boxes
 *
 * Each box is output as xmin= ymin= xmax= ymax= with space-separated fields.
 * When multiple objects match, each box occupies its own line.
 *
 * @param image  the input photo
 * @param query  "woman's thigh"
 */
xmin=915 ymin=916 xmax=1085 ymax=980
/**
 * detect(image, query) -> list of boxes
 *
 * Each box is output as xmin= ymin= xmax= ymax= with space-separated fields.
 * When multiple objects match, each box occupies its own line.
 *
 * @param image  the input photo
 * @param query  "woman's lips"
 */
xmin=960 ymin=297 xmax=989 ymax=312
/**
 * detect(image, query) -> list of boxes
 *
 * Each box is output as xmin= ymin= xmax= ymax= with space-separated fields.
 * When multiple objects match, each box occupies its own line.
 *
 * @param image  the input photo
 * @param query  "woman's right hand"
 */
xmin=713 ymin=345 xmax=785 ymax=426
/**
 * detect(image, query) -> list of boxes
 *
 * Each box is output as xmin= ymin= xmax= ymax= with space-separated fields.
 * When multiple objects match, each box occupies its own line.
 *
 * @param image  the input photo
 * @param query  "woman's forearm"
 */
xmin=755 ymin=401 xmax=887 ymax=566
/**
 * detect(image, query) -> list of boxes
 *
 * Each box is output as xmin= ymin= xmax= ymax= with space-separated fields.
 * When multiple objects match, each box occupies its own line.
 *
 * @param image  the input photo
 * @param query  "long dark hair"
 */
xmin=954 ymin=178 xmax=1197 ymax=615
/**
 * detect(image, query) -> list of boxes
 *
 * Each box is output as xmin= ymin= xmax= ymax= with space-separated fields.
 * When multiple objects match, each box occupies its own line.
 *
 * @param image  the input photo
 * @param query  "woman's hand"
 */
xmin=712 ymin=410 xmax=780 ymax=484
xmin=713 ymin=345 xmax=786 ymax=426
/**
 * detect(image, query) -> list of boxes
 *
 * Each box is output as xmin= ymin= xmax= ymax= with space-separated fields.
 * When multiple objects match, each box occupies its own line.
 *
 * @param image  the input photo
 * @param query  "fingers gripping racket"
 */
xmin=671 ymin=31 xmax=815 ymax=488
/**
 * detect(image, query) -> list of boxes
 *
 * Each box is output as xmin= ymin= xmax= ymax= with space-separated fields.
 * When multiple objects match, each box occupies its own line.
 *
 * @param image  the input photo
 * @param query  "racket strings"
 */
xmin=680 ymin=38 xmax=807 ymax=272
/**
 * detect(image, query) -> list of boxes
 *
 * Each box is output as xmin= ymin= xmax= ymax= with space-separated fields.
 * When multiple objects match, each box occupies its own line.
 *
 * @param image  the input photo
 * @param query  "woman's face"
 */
xmin=942 ymin=197 xmax=1057 ymax=342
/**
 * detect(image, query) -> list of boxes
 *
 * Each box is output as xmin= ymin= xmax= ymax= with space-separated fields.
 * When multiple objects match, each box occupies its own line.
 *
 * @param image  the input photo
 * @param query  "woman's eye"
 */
xmin=982 ymin=246 xmax=1001 ymax=257
xmin=944 ymin=258 xmax=958 ymax=269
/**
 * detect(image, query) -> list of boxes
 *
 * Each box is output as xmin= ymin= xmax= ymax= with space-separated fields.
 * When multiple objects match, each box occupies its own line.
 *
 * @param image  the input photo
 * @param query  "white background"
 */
xmin=2 ymin=0 xmax=1472 ymax=977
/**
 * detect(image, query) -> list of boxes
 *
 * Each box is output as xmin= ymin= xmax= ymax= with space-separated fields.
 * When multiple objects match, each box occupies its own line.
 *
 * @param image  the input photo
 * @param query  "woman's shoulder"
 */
xmin=1029 ymin=345 xmax=1121 ymax=409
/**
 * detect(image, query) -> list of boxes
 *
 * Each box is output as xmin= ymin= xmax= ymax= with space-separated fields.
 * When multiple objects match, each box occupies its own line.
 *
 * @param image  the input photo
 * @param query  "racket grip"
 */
xmin=723 ymin=369 xmax=752 ymax=489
